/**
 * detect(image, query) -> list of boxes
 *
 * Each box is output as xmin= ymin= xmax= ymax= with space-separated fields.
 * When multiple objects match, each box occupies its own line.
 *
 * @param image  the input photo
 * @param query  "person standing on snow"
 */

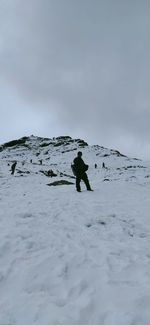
xmin=72 ymin=151 xmax=93 ymax=192
xmin=11 ymin=161 xmax=17 ymax=175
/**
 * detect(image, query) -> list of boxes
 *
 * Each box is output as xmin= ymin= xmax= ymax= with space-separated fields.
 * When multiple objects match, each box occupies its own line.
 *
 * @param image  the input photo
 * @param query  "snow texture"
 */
xmin=0 ymin=136 xmax=150 ymax=325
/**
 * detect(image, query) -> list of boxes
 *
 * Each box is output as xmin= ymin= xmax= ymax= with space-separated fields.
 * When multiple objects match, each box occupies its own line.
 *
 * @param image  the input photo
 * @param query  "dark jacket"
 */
xmin=73 ymin=157 xmax=88 ymax=176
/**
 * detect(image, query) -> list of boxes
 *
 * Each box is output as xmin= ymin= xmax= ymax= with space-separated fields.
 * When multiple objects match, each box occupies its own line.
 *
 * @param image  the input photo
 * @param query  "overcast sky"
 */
xmin=1 ymin=0 xmax=150 ymax=159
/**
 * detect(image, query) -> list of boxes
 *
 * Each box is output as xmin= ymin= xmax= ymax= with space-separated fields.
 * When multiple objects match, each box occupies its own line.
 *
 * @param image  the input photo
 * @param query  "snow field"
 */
xmin=1 ymin=136 xmax=150 ymax=324
xmin=0 ymin=170 xmax=150 ymax=324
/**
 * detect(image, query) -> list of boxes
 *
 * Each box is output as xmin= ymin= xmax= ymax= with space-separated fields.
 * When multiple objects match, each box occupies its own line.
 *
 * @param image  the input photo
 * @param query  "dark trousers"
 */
xmin=76 ymin=173 xmax=91 ymax=191
xmin=11 ymin=167 xmax=15 ymax=175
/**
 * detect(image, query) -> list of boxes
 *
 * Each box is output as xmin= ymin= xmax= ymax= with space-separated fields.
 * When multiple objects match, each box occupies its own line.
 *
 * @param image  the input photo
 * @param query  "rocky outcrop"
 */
xmin=2 ymin=137 xmax=28 ymax=149
xmin=47 ymin=180 xmax=74 ymax=186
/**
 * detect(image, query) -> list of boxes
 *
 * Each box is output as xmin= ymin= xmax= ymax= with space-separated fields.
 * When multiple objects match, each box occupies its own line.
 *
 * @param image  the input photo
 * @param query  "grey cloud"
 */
xmin=1 ymin=0 xmax=150 ymax=158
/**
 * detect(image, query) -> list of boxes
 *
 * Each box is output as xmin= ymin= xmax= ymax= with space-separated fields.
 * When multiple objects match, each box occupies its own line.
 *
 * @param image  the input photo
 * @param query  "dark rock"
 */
xmin=110 ymin=149 xmax=126 ymax=157
xmin=56 ymin=136 xmax=72 ymax=140
xmin=53 ymin=142 xmax=64 ymax=147
xmin=40 ymin=142 xmax=51 ymax=147
xmin=97 ymin=221 xmax=106 ymax=225
xmin=47 ymin=180 xmax=74 ymax=186
xmin=61 ymin=148 xmax=77 ymax=153
xmin=77 ymin=139 xmax=88 ymax=147
xmin=17 ymin=170 xmax=30 ymax=174
xmin=40 ymin=169 xmax=57 ymax=177
xmin=2 ymin=138 xmax=27 ymax=149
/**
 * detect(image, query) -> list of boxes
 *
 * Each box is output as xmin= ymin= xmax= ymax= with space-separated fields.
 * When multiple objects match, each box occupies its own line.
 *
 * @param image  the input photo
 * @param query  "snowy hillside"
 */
xmin=0 ymin=136 xmax=150 ymax=325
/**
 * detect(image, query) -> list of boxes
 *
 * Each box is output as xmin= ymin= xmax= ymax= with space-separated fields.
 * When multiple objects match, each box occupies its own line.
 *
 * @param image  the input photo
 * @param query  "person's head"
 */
xmin=77 ymin=151 xmax=82 ymax=157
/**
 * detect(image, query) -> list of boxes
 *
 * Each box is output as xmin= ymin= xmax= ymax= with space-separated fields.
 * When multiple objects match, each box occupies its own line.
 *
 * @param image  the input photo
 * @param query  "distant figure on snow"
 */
xmin=72 ymin=151 xmax=93 ymax=192
xmin=95 ymin=163 xmax=97 ymax=169
xmin=102 ymin=162 xmax=106 ymax=168
xmin=11 ymin=161 xmax=17 ymax=175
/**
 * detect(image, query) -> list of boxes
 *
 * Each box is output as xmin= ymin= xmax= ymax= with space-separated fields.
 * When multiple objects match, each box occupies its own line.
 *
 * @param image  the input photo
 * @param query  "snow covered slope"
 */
xmin=0 ymin=136 xmax=150 ymax=325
